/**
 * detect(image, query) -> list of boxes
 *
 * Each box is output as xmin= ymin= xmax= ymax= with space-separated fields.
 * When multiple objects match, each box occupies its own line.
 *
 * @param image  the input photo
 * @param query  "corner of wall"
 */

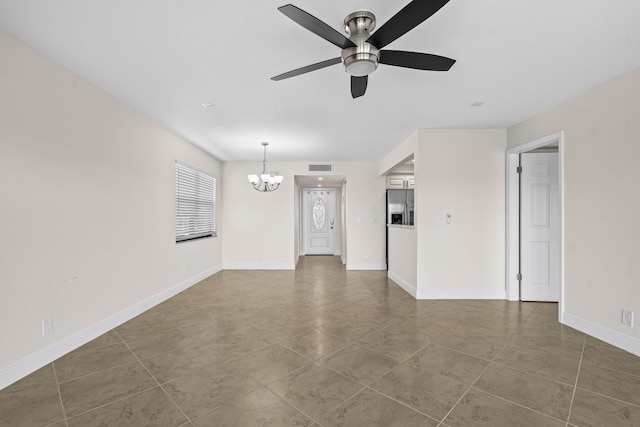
xmin=0 ymin=265 xmax=222 ymax=391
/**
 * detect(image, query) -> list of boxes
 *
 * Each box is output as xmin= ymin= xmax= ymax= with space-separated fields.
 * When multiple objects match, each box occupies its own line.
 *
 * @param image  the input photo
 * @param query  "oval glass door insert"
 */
xmin=313 ymin=197 xmax=326 ymax=231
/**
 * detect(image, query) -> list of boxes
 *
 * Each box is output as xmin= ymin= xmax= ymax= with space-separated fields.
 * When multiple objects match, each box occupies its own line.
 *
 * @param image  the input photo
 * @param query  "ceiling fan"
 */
xmin=271 ymin=0 xmax=456 ymax=98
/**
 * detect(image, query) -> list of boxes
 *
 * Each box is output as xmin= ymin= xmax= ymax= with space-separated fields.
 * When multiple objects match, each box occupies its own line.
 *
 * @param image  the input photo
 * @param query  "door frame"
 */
xmin=302 ymin=188 xmax=336 ymax=255
xmin=506 ymin=131 xmax=565 ymax=320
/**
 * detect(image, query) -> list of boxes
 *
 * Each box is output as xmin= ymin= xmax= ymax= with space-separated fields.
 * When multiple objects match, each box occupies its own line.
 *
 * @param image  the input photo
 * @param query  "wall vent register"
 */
xmin=309 ymin=164 xmax=332 ymax=172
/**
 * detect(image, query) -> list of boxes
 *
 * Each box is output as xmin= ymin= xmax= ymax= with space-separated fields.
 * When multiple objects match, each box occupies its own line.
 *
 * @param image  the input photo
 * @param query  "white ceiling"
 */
xmin=1 ymin=1 xmax=639 ymax=162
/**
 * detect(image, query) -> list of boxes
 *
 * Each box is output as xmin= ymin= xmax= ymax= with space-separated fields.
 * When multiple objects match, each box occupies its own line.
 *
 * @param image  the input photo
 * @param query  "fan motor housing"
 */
xmin=342 ymin=10 xmax=379 ymax=77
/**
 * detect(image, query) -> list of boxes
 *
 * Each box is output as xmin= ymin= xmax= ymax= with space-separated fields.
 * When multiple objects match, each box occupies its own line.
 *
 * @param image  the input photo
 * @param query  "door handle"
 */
xmin=330 ymin=218 xmax=334 ymax=225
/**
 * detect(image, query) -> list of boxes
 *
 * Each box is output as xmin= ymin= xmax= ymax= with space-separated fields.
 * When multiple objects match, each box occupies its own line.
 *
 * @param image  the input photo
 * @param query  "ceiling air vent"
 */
xmin=308 ymin=164 xmax=332 ymax=172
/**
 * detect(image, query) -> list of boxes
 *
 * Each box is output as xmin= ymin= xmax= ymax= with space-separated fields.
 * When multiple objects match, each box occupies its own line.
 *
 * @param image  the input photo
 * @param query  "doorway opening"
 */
xmin=506 ymin=132 xmax=565 ymax=321
xmin=303 ymin=188 xmax=336 ymax=255
xmin=295 ymin=175 xmax=347 ymax=267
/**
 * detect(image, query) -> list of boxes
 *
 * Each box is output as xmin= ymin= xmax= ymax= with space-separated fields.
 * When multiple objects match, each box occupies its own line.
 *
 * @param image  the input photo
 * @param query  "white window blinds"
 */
xmin=175 ymin=161 xmax=216 ymax=242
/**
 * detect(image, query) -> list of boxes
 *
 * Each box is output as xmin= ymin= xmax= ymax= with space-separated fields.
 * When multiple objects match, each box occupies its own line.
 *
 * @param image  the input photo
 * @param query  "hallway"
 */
xmin=2 ymin=256 xmax=639 ymax=426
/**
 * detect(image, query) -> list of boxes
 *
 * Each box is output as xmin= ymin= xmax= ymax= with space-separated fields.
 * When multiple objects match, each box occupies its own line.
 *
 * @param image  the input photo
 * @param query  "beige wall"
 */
xmin=381 ymin=129 xmax=507 ymax=298
xmin=508 ymin=67 xmax=640 ymax=344
xmin=222 ymin=162 xmax=296 ymax=269
xmin=0 ymin=31 xmax=222 ymax=376
xmin=415 ymin=129 xmax=507 ymax=298
xmin=222 ymin=162 xmax=385 ymax=270
xmin=388 ymin=227 xmax=418 ymax=294
xmin=342 ymin=163 xmax=387 ymax=269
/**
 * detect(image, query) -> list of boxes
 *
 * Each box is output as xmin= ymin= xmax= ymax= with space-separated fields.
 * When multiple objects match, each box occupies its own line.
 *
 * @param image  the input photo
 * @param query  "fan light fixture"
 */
xmin=271 ymin=2 xmax=457 ymax=99
xmin=341 ymin=10 xmax=379 ymax=77
xmin=248 ymin=142 xmax=283 ymax=192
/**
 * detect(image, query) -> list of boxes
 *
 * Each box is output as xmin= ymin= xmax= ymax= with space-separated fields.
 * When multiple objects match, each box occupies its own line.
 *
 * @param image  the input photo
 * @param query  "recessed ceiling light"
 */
xmin=318 ymin=177 xmax=323 ymax=181
xmin=470 ymin=101 xmax=485 ymax=107
xmin=317 ymin=184 xmax=322 ymax=187
xmin=201 ymin=102 xmax=215 ymax=108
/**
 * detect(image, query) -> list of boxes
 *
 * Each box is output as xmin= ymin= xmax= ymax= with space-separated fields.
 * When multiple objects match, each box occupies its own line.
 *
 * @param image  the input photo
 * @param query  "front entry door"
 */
xmin=304 ymin=189 xmax=335 ymax=255
xmin=520 ymin=152 xmax=560 ymax=301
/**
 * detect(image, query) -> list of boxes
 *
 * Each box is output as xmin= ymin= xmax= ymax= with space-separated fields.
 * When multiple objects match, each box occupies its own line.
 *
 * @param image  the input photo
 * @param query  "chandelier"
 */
xmin=247 ymin=142 xmax=283 ymax=192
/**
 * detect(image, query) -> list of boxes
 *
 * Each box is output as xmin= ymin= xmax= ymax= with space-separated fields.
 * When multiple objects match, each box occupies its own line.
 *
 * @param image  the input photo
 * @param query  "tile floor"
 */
xmin=2 ymin=256 xmax=640 ymax=426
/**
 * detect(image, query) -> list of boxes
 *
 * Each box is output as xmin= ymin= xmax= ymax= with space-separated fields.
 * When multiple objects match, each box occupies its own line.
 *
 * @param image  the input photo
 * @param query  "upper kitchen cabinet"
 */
xmin=387 ymin=175 xmax=414 ymax=189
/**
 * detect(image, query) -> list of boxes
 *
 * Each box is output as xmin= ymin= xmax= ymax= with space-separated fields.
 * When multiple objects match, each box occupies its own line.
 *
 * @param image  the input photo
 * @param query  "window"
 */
xmin=175 ymin=161 xmax=216 ymax=242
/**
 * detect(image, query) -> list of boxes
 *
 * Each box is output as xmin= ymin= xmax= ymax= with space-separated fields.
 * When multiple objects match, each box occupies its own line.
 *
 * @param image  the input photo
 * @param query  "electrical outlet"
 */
xmin=622 ymin=309 xmax=634 ymax=327
xmin=42 ymin=317 xmax=53 ymax=336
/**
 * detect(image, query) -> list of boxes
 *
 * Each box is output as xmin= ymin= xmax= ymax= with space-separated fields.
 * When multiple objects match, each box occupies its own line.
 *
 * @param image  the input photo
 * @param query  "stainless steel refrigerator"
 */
xmin=385 ymin=188 xmax=414 ymax=268
xmin=387 ymin=189 xmax=414 ymax=226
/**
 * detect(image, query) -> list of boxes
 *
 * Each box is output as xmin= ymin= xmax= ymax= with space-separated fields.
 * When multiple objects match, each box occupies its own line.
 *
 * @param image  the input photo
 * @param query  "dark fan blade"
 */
xmin=379 ymin=50 xmax=456 ymax=71
xmin=351 ymin=75 xmax=368 ymax=98
xmin=271 ymin=57 xmax=341 ymax=81
xmin=367 ymin=0 xmax=450 ymax=49
xmin=278 ymin=4 xmax=356 ymax=49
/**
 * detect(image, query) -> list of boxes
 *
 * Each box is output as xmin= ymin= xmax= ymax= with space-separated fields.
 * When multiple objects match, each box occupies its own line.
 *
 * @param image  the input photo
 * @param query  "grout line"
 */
xmin=466 ymin=386 xmax=570 ymax=425
xmin=487 ymin=359 xmax=578 ymax=388
xmin=572 ymin=385 xmax=640 ymax=409
xmin=269 ymin=381 xmax=365 ymax=427
xmin=321 ymin=343 xmax=404 ymax=389
xmin=53 ymin=329 xmax=138 ymax=386
xmin=565 ymin=334 xmax=587 ymax=426
xmin=216 ymin=341 xmax=274 ymax=365
xmin=226 ymin=343 xmax=313 ymax=386
xmin=362 ymin=386 xmax=441 ymax=425
xmin=439 ymin=306 xmax=583 ymax=426
xmin=433 ymin=342 xmax=499 ymax=365
xmin=437 ymin=322 xmax=517 ymax=425
xmin=577 ymin=358 xmax=640 ymax=380
xmin=259 ymin=324 xmax=422 ymax=423
xmin=62 ymin=386 xmax=161 ymax=423
xmin=316 ymin=384 xmax=369 ymax=425
xmin=51 ymin=362 xmax=69 ymax=427
xmin=55 ymin=359 xmax=148 ymax=386
xmin=56 ymin=336 xmax=162 ymax=423
xmin=262 ymin=384 xmax=325 ymax=426
xmin=116 ymin=329 xmax=193 ymax=425
xmin=352 ymin=310 xmax=515 ymax=426
xmin=161 ymin=314 xmax=193 ymax=335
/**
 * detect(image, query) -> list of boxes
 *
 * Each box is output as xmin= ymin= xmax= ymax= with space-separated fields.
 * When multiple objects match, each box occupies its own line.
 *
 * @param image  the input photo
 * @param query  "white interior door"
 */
xmin=304 ymin=189 xmax=335 ymax=255
xmin=520 ymin=152 xmax=560 ymax=301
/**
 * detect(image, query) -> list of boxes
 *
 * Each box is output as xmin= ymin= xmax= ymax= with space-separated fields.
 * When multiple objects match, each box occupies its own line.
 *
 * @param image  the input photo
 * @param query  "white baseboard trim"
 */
xmin=388 ymin=272 xmax=417 ymax=298
xmin=334 ymin=250 xmax=343 ymax=256
xmin=562 ymin=311 xmax=640 ymax=357
xmin=416 ymin=288 xmax=507 ymax=300
xmin=346 ymin=263 xmax=387 ymax=271
xmin=223 ymin=262 xmax=296 ymax=270
xmin=0 ymin=264 xmax=222 ymax=391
